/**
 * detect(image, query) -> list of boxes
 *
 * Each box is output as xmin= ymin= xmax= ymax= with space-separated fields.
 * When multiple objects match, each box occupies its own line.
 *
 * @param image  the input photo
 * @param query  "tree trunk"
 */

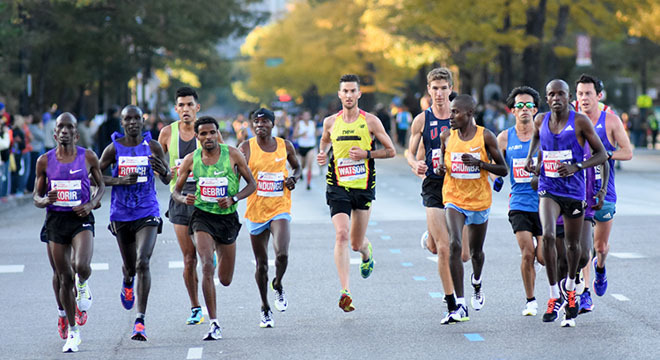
xmin=522 ymin=0 xmax=547 ymax=92
xmin=546 ymin=5 xmax=570 ymax=79
xmin=499 ymin=2 xmax=513 ymax=94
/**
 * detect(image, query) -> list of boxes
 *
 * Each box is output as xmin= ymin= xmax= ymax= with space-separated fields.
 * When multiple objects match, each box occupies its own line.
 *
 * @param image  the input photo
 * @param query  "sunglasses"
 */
xmin=514 ymin=102 xmax=536 ymax=109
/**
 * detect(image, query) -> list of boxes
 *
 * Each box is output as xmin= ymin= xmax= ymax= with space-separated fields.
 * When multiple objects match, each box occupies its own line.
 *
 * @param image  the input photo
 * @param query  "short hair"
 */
xmin=506 ymin=86 xmax=541 ymax=109
xmin=194 ymin=116 xmax=218 ymax=133
xmin=575 ymin=74 xmax=603 ymax=94
xmin=121 ymin=105 xmax=143 ymax=117
xmin=175 ymin=87 xmax=199 ymax=102
xmin=339 ymin=74 xmax=360 ymax=87
xmin=427 ymin=67 xmax=453 ymax=86
xmin=453 ymin=94 xmax=476 ymax=112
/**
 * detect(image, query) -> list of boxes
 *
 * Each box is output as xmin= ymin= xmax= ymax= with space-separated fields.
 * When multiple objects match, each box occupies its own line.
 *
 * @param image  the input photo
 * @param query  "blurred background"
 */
xmin=0 ymin=0 xmax=659 ymax=197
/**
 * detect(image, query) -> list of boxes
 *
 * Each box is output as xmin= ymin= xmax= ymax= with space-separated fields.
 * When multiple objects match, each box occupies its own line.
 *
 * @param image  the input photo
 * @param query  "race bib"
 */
xmin=512 ymin=158 xmax=536 ymax=183
xmin=595 ymin=164 xmax=602 ymax=180
xmin=450 ymin=152 xmax=480 ymax=179
xmin=118 ymin=156 xmax=149 ymax=183
xmin=257 ymin=171 xmax=284 ymax=197
xmin=543 ymin=150 xmax=572 ymax=178
xmin=432 ymin=148 xmax=441 ymax=172
xmin=199 ymin=177 xmax=228 ymax=202
xmin=175 ymin=158 xmax=195 ymax=182
xmin=51 ymin=180 xmax=82 ymax=207
xmin=336 ymin=158 xmax=367 ymax=182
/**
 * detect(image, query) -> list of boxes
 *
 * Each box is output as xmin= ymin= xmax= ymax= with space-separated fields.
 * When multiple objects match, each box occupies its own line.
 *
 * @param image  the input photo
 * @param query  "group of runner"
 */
xmin=34 ymin=70 xmax=630 ymax=353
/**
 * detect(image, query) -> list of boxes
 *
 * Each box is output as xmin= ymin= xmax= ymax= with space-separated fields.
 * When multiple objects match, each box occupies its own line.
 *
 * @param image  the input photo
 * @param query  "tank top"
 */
xmin=538 ymin=111 xmax=585 ymax=201
xmin=505 ymin=127 xmax=538 ymax=212
xmin=591 ymin=111 xmax=616 ymax=203
xmin=46 ymin=146 xmax=90 ymax=212
xmin=297 ymin=120 xmax=317 ymax=148
xmin=245 ymin=137 xmax=291 ymax=222
xmin=192 ymin=145 xmax=239 ymax=215
xmin=168 ymin=121 xmax=198 ymax=193
xmin=442 ymin=126 xmax=491 ymax=211
xmin=109 ymin=132 xmax=160 ymax=222
xmin=422 ymin=108 xmax=450 ymax=179
xmin=326 ymin=110 xmax=375 ymax=189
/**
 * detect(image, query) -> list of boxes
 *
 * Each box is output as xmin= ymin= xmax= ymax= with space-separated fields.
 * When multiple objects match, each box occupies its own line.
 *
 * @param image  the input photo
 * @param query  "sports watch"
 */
xmin=231 ymin=195 xmax=239 ymax=204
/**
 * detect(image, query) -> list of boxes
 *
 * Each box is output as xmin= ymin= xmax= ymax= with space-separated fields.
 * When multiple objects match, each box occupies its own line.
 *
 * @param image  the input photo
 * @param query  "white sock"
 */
xmin=566 ymin=278 xmax=576 ymax=291
xmin=550 ymin=284 xmax=560 ymax=299
xmin=58 ymin=309 xmax=66 ymax=317
xmin=472 ymin=274 xmax=481 ymax=285
xmin=69 ymin=325 xmax=78 ymax=332
xmin=456 ymin=297 xmax=466 ymax=306
xmin=210 ymin=318 xmax=218 ymax=326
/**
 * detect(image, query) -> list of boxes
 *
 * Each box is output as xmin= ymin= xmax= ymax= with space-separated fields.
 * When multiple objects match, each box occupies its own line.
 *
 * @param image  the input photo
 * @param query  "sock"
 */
xmin=566 ymin=278 xmax=576 ymax=291
xmin=445 ymin=294 xmax=457 ymax=311
xmin=550 ymin=284 xmax=559 ymax=299
xmin=136 ymin=313 xmax=145 ymax=321
xmin=69 ymin=325 xmax=78 ymax=332
xmin=456 ymin=297 xmax=466 ymax=306
xmin=58 ymin=309 xmax=66 ymax=317
xmin=526 ymin=297 xmax=536 ymax=303
xmin=210 ymin=318 xmax=218 ymax=326
xmin=77 ymin=279 xmax=86 ymax=288
xmin=584 ymin=287 xmax=590 ymax=294
xmin=596 ymin=265 xmax=605 ymax=273
xmin=124 ymin=277 xmax=134 ymax=287
xmin=471 ymin=274 xmax=481 ymax=285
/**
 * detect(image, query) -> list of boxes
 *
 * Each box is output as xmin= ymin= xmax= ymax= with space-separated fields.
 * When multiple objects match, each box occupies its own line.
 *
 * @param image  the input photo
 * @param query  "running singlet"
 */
xmin=245 ymin=137 xmax=291 ymax=223
xmin=297 ymin=120 xmax=317 ymax=148
xmin=422 ymin=108 xmax=449 ymax=179
xmin=192 ymin=145 xmax=239 ymax=215
xmin=326 ymin=110 xmax=375 ymax=189
xmin=46 ymin=146 xmax=90 ymax=212
xmin=442 ymin=126 xmax=491 ymax=211
xmin=109 ymin=132 xmax=160 ymax=222
xmin=168 ymin=121 xmax=198 ymax=193
xmin=591 ymin=111 xmax=617 ymax=203
xmin=505 ymin=127 xmax=538 ymax=212
xmin=538 ymin=111 xmax=585 ymax=201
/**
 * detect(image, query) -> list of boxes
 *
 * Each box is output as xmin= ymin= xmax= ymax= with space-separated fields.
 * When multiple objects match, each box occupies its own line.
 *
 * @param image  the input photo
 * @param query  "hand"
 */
xmin=433 ymin=163 xmax=446 ymax=176
xmin=524 ymin=158 xmax=538 ymax=175
xmin=285 ymin=176 xmax=297 ymax=190
xmin=557 ymin=163 xmax=577 ymax=177
xmin=46 ymin=189 xmax=58 ymax=205
xmin=592 ymin=190 xmax=606 ymax=210
xmin=413 ymin=160 xmax=428 ymax=176
xmin=90 ymin=186 xmax=101 ymax=209
xmin=120 ymin=172 xmax=139 ymax=185
xmin=217 ymin=197 xmax=232 ymax=209
xmin=317 ymin=151 xmax=327 ymax=166
xmin=72 ymin=202 xmax=93 ymax=217
xmin=348 ymin=146 xmax=366 ymax=161
xmin=184 ymin=193 xmax=196 ymax=206
xmin=149 ymin=155 xmax=169 ymax=177
xmin=461 ymin=153 xmax=481 ymax=168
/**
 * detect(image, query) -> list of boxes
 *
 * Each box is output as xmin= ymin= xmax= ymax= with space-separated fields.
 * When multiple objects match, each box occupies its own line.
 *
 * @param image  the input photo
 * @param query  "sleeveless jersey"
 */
xmin=326 ymin=110 xmax=375 ymax=189
xmin=46 ymin=146 xmax=90 ymax=212
xmin=591 ymin=111 xmax=617 ymax=203
xmin=109 ymin=132 xmax=160 ymax=222
xmin=442 ymin=126 xmax=491 ymax=211
xmin=505 ymin=127 xmax=538 ymax=212
xmin=192 ymin=145 xmax=239 ymax=215
xmin=422 ymin=108 xmax=450 ymax=179
xmin=168 ymin=121 xmax=198 ymax=193
xmin=245 ymin=137 xmax=291 ymax=223
xmin=297 ymin=120 xmax=317 ymax=148
xmin=538 ymin=111 xmax=585 ymax=201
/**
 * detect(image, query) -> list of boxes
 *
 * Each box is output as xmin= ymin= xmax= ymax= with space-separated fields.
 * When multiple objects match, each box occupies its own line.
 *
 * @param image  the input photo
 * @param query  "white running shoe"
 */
xmin=62 ymin=328 xmax=81 ymax=353
xmin=534 ymin=259 xmax=544 ymax=274
xmin=260 ymin=309 xmax=274 ymax=328
xmin=203 ymin=321 xmax=222 ymax=340
xmin=522 ymin=300 xmax=538 ymax=316
xmin=76 ymin=276 xmax=93 ymax=312
xmin=420 ymin=231 xmax=429 ymax=251
xmin=272 ymin=284 xmax=288 ymax=312
xmin=470 ymin=274 xmax=484 ymax=311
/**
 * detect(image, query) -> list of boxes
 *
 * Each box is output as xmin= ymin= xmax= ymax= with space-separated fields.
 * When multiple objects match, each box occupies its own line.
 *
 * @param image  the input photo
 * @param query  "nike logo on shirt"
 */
xmin=69 ymin=169 xmax=82 ymax=174
xmin=469 ymin=147 xmax=481 ymax=152
xmin=213 ymin=171 xmax=224 ymax=176
xmin=275 ymin=157 xmax=285 ymax=162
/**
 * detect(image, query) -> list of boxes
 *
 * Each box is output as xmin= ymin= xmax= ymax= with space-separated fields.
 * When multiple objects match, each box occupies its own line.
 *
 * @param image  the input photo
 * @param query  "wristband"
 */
xmin=366 ymin=150 xmax=371 ymax=159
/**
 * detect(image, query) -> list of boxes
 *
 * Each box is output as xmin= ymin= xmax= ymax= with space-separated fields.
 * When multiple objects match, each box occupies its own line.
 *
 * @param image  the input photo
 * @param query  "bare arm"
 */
xmin=238 ymin=140 xmax=250 ymax=164
xmin=525 ymin=113 xmax=543 ymax=175
xmin=364 ymin=113 xmax=396 ymax=159
xmin=491 ymin=130 xmax=508 ymax=181
xmin=476 ymin=129 xmax=508 ymax=177
xmin=33 ymin=154 xmax=56 ymax=208
xmin=226 ymin=146 xmax=256 ymax=205
xmin=74 ymin=150 xmax=105 ymax=216
xmin=149 ymin=139 xmax=172 ymax=184
xmin=406 ymin=112 xmax=427 ymax=176
xmin=434 ymin=130 xmax=450 ymax=176
xmin=576 ymin=114 xmax=607 ymax=171
xmin=285 ymin=140 xmax=301 ymax=190
xmin=172 ymin=153 xmax=195 ymax=205
xmin=316 ymin=115 xmax=335 ymax=166
xmin=99 ymin=143 xmax=138 ymax=186
xmin=608 ymin=113 xmax=633 ymax=161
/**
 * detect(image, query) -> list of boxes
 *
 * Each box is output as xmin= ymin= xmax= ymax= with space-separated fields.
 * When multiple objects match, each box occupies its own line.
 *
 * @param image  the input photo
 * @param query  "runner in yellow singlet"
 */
xmin=239 ymin=108 xmax=301 ymax=328
xmin=317 ymin=74 xmax=396 ymax=312
xmin=435 ymin=95 xmax=507 ymax=323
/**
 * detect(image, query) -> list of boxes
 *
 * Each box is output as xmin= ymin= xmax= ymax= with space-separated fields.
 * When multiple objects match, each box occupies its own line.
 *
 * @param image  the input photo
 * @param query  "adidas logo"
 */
xmin=565 ymin=125 xmax=574 ymax=131
xmin=572 ymin=209 xmax=581 ymax=215
xmin=596 ymin=124 xmax=603 ymax=129
xmin=603 ymin=213 xmax=612 ymax=219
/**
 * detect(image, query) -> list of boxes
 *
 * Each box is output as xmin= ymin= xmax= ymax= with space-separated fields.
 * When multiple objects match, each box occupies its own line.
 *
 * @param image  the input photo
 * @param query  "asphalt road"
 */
xmin=1 ymin=149 xmax=659 ymax=359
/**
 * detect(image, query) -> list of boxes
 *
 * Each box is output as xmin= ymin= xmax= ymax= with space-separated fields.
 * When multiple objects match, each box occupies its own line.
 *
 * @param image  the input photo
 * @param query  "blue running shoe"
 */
xmin=579 ymin=289 xmax=593 ymax=314
xmin=131 ymin=319 xmax=147 ymax=341
xmin=593 ymin=257 xmax=608 ymax=296
xmin=187 ymin=307 xmax=205 ymax=325
xmin=121 ymin=280 xmax=135 ymax=310
xmin=360 ymin=242 xmax=374 ymax=279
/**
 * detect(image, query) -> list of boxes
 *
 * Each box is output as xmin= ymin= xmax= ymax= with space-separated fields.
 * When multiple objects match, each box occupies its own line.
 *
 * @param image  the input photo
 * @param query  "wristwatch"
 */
xmin=607 ymin=150 xmax=613 ymax=160
xmin=231 ymin=195 xmax=239 ymax=204
xmin=575 ymin=162 xmax=584 ymax=170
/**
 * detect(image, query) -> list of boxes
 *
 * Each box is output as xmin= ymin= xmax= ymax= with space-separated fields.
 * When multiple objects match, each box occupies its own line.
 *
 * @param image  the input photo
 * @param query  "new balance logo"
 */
xmin=565 ymin=125 xmax=574 ymax=131
xmin=69 ymin=169 xmax=82 ymax=174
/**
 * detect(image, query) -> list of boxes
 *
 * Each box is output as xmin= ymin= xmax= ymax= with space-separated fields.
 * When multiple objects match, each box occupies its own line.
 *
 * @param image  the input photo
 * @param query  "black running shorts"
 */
xmin=298 ymin=146 xmax=315 ymax=157
xmin=109 ymin=215 xmax=163 ymax=240
xmin=166 ymin=195 xmax=195 ymax=225
xmin=539 ymin=191 xmax=585 ymax=219
xmin=189 ymin=208 xmax=241 ymax=245
xmin=326 ymin=184 xmax=375 ymax=217
xmin=508 ymin=210 xmax=542 ymax=236
xmin=45 ymin=211 xmax=95 ymax=245
xmin=421 ymin=177 xmax=444 ymax=209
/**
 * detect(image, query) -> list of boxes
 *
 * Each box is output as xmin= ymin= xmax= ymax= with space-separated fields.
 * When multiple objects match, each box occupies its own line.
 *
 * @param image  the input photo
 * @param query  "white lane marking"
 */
xmin=250 ymin=259 xmax=276 ymax=266
xmin=611 ymin=294 xmax=630 ymax=301
xmin=90 ymin=263 xmax=109 ymax=270
xmin=214 ymin=277 xmax=220 ymax=286
xmin=609 ymin=252 xmax=645 ymax=259
xmin=426 ymin=256 xmax=438 ymax=263
xmin=373 ymin=228 xmax=384 ymax=233
xmin=169 ymin=261 xmax=184 ymax=269
xmin=0 ymin=265 xmax=24 ymax=273
xmin=380 ymin=235 xmax=392 ymax=240
xmin=187 ymin=347 xmax=203 ymax=359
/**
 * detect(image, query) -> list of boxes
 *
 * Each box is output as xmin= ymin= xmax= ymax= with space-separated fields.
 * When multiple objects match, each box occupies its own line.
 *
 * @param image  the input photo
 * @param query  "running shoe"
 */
xmin=58 ymin=316 xmax=68 ymax=339
xmin=360 ymin=242 xmax=374 ymax=279
xmin=260 ymin=309 xmax=274 ymax=328
xmin=542 ymin=297 xmax=565 ymax=322
xmin=579 ymin=289 xmax=594 ymax=314
xmin=187 ymin=307 xmax=205 ymax=325
xmin=447 ymin=304 xmax=469 ymax=323
xmin=76 ymin=276 xmax=93 ymax=312
xmin=131 ymin=319 xmax=147 ymax=341
xmin=75 ymin=306 xmax=87 ymax=326
xmin=470 ymin=274 xmax=484 ymax=311
xmin=203 ymin=321 xmax=222 ymax=341
xmin=593 ymin=257 xmax=608 ymax=296
xmin=559 ymin=278 xmax=568 ymax=300
xmin=213 ymin=252 xmax=217 ymax=268
xmin=62 ymin=328 xmax=81 ymax=353
xmin=564 ymin=290 xmax=578 ymax=319
xmin=522 ymin=300 xmax=538 ymax=316
xmin=534 ymin=259 xmax=543 ymax=274
xmin=271 ymin=279 xmax=288 ymax=312
xmin=576 ymin=270 xmax=585 ymax=295
xmin=420 ymin=231 xmax=429 ymax=251
xmin=120 ymin=281 xmax=135 ymax=310
xmin=338 ymin=289 xmax=355 ymax=312
xmin=440 ymin=311 xmax=452 ymax=325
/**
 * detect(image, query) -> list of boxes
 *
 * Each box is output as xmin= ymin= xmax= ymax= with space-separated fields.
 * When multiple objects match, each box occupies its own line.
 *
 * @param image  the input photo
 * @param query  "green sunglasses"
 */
xmin=514 ymin=102 xmax=536 ymax=109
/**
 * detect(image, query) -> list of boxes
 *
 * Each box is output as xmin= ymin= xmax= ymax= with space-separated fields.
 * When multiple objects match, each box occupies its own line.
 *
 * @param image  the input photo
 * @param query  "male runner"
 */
xmin=239 ymin=108 xmax=301 ymax=328
xmin=435 ymin=95 xmax=507 ymax=323
xmin=33 ymin=113 xmax=105 ymax=352
xmin=99 ymin=105 xmax=170 ymax=340
xmin=317 ymin=74 xmax=395 ymax=312
xmin=158 ymin=87 xmax=206 ymax=324
xmin=525 ymin=79 xmax=607 ymax=327
xmin=174 ymin=116 xmax=256 ymax=340
xmin=574 ymin=74 xmax=633 ymax=304
xmin=496 ymin=86 xmax=545 ymax=316
xmin=405 ymin=67 xmax=457 ymax=320
xmin=293 ymin=110 xmax=317 ymax=190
